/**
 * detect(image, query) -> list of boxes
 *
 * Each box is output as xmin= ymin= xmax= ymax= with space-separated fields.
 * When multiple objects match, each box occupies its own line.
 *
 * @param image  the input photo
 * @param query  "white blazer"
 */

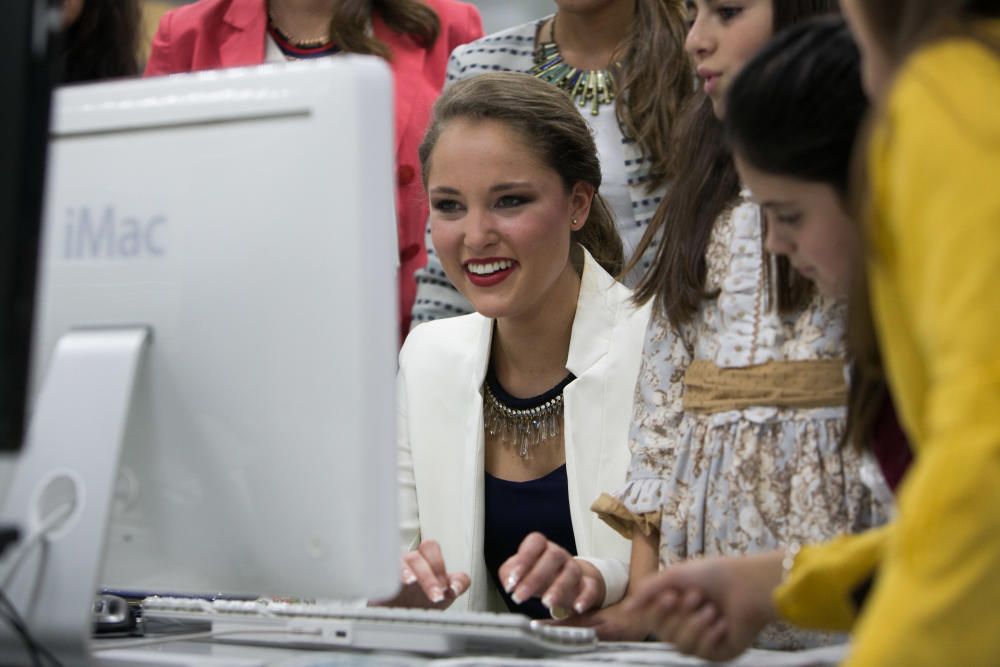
xmin=397 ymin=250 xmax=651 ymax=612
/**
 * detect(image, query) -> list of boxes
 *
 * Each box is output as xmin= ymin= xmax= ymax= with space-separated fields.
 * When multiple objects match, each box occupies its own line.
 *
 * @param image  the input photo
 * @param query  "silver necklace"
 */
xmin=483 ymin=369 xmax=575 ymax=459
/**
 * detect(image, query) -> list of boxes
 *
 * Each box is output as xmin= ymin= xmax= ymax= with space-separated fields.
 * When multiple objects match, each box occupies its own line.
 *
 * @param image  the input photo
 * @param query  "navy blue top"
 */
xmin=483 ymin=465 xmax=577 ymax=619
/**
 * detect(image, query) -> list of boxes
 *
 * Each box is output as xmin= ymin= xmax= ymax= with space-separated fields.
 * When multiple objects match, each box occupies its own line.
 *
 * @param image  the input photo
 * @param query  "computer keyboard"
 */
xmin=140 ymin=596 xmax=598 ymax=657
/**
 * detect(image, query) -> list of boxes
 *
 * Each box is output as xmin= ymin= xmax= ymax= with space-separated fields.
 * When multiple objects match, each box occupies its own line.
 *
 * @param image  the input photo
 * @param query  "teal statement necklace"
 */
xmin=529 ymin=16 xmax=617 ymax=116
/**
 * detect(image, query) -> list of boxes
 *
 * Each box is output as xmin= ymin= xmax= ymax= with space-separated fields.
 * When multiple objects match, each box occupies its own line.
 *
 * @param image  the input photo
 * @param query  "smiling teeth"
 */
xmin=467 ymin=260 xmax=514 ymax=275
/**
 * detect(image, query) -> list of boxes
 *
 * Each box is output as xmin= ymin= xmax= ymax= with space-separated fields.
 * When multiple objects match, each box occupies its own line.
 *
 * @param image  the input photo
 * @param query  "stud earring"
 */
xmin=571 ymin=218 xmax=578 ymax=228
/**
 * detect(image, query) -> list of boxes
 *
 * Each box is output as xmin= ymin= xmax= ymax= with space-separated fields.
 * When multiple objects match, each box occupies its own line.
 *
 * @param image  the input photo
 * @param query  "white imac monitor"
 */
xmin=0 ymin=59 xmax=400 ymax=662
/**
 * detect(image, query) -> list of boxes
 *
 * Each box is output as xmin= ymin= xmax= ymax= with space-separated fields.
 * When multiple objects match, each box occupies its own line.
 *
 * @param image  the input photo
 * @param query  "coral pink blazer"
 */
xmin=145 ymin=0 xmax=483 ymax=340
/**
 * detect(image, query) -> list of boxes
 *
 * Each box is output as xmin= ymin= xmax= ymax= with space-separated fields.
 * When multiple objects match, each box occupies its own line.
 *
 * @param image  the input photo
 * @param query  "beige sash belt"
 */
xmin=682 ymin=359 xmax=847 ymax=413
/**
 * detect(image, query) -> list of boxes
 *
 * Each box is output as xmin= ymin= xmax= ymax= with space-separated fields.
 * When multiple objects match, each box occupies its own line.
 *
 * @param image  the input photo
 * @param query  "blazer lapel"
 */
xmin=565 ymin=254 xmax=615 ymax=378
xmin=458 ymin=317 xmax=492 ymax=610
xmin=220 ymin=0 xmax=268 ymax=68
xmin=563 ymin=251 xmax=617 ymax=555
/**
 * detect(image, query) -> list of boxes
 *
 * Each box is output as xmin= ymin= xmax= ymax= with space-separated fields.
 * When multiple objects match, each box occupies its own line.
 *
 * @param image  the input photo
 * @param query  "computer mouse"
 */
xmin=92 ymin=594 xmax=136 ymax=636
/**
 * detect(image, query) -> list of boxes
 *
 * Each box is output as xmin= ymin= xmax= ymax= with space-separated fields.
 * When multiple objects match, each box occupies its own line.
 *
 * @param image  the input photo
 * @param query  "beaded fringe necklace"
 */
xmin=483 ymin=368 xmax=576 ymax=459
xmin=529 ymin=16 xmax=617 ymax=116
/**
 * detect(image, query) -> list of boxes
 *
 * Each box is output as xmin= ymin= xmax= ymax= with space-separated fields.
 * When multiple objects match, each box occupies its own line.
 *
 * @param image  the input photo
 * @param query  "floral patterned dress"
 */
xmin=595 ymin=191 xmax=889 ymax=649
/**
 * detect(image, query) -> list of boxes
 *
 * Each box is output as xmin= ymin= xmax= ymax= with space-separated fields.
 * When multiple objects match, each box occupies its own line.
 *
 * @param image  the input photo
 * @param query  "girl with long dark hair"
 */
xmin=592 ymin=0 xmax=888 ymax=650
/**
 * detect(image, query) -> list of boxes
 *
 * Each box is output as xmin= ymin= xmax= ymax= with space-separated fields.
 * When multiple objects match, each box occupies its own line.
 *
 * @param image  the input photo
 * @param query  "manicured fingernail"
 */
xmin=505 ymin=572 xmax=519 ymax=593
xmin=402 ymin=571 xmax=417 ymax=585
xmin=429 ymin=587 xmax=445 ymax=603
xmin=541 ymin=594 xmax=554 ymax=609
xmin=450 ymin=581 xmax=463 ymax=596
xmin=574 ymin=601 xmax=586 ymax=614
xmin=510 ymin=589 xmax=525 ymax=605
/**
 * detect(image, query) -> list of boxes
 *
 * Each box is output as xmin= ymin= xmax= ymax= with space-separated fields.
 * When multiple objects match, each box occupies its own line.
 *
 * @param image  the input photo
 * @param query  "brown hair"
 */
xmin=844 ymin=271 xmax=887 ymax=450
xmin=327 ymin=0 xmax=440 ymax=60
xmin=626 ymin=0 xmax=840 ymax=327
xmin=613 ymin=0 xmax=694 ymax=191
xmin=60 ymin=0 xmax=141 ymax=83
xmin=849 ymin=0 xmax=1000 ymax=71
xmin=418 ymin=73 xmax=624 ymax=276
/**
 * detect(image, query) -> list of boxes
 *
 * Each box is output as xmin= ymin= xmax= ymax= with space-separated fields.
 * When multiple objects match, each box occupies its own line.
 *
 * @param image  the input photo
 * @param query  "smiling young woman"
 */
xmin=384 ymin=73 xmax=650 ymax=634
xmin=426 ymin=117 xmax=592 ymax=328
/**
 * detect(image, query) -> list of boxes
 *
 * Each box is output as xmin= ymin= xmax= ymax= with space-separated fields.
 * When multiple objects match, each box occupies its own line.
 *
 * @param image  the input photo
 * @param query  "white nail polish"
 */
xmin=430 ymin=587 xmax=445 ymax=603
xmin=574 ymin=601 xmax=586 ymax=614
xmin=510 ymin=590 xmax=524 ymax=605
xmin=450 ymin=581 xmax=463 ymax=596
xmin=541 ymin=594 xmax=554 ymax=609
xmin=505 ymin=573 xmax=519 ymax=593
xmin=403 ymin=572 xmax=417 ymax=585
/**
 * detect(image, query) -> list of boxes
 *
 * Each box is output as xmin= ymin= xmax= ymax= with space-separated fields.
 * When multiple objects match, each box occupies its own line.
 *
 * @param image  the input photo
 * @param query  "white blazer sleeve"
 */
xmin=576 ymin=556 xmax=629 ymax=608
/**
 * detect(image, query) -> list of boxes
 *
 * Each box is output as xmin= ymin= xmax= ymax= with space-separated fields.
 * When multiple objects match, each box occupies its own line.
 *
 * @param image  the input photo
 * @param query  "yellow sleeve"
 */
xmin=773 ymin=527 xmax=889 ymax=632
xmin=843 ymin=38 xmax=1000 ymax=667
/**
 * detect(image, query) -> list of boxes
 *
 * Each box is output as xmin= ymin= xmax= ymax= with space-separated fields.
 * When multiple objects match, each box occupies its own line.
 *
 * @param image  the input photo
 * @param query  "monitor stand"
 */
xmin=0 ymin=328 xmax=148 ymax=667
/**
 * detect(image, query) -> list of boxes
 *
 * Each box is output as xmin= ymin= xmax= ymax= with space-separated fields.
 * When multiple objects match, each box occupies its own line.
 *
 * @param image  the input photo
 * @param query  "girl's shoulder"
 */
xmin=887 ymin=30 xmax=1000 ymax=152
xmin=713 ymin=190 xmax=758 ymax=241
xmin=448 ymin=16 xmax=544 ymax=68
xmin=468 ymin=16 xmax=546 ymax=46
xmin=402 ymin=312 xmax=486 ymax=361
xmin=423 ymin=0 xmax=482 ymax=22
xmin=703 ymin=191 xmax=759 ymax=287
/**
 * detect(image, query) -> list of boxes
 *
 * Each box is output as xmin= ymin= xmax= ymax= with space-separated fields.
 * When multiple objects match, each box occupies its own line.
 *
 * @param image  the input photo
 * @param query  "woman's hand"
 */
xmin=624 ymin=552 xmax=783 ymax=661
xmin=497 ymin=532 xmax=605 ymax=616
xmin=553 ymin=600 xmax=655 ymax=641
xmin=380 ymin=539 xmax=471 ymax=609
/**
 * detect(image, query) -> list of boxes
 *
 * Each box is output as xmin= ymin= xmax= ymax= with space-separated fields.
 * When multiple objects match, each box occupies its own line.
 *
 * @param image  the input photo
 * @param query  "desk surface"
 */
xmin=93 ymin=638 xmax=848 ymax=667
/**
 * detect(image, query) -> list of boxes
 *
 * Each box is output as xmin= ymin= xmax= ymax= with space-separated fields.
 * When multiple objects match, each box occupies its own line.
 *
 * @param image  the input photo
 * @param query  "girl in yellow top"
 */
xmin=625 ymin=3 xmax=1000 ymax=665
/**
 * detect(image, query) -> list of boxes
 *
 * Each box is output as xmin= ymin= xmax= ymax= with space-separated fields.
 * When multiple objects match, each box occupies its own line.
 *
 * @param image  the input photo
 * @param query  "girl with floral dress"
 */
xmin=591 ymin=0 xmax=889 ymax=649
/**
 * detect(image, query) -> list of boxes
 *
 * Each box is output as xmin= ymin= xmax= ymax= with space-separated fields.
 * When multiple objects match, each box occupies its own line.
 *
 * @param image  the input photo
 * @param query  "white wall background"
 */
xmin=471 ymin=1 xmax=552 ymax=34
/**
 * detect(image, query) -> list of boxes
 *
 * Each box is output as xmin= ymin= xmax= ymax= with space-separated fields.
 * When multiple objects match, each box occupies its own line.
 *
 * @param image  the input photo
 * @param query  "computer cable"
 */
xmin=0 ymin=503 xmax=74 ymax=667
xmin=0 ymin=590 xmax=64 ymax=667
xmin=0 ymin=502 xmax=74 ymax=590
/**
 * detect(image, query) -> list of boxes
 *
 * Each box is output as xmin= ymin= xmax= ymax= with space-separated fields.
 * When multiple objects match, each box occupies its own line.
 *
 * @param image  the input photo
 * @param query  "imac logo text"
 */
xmin=63 ymin=206 xmax=166 ymax=259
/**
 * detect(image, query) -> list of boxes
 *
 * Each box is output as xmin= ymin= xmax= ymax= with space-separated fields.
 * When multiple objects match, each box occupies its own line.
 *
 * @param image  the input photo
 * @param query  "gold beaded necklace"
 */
xmin=529 ymin=16 xmax=618 ymax=116
xmin=267 ymin=7 xmax=331 ymax=48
